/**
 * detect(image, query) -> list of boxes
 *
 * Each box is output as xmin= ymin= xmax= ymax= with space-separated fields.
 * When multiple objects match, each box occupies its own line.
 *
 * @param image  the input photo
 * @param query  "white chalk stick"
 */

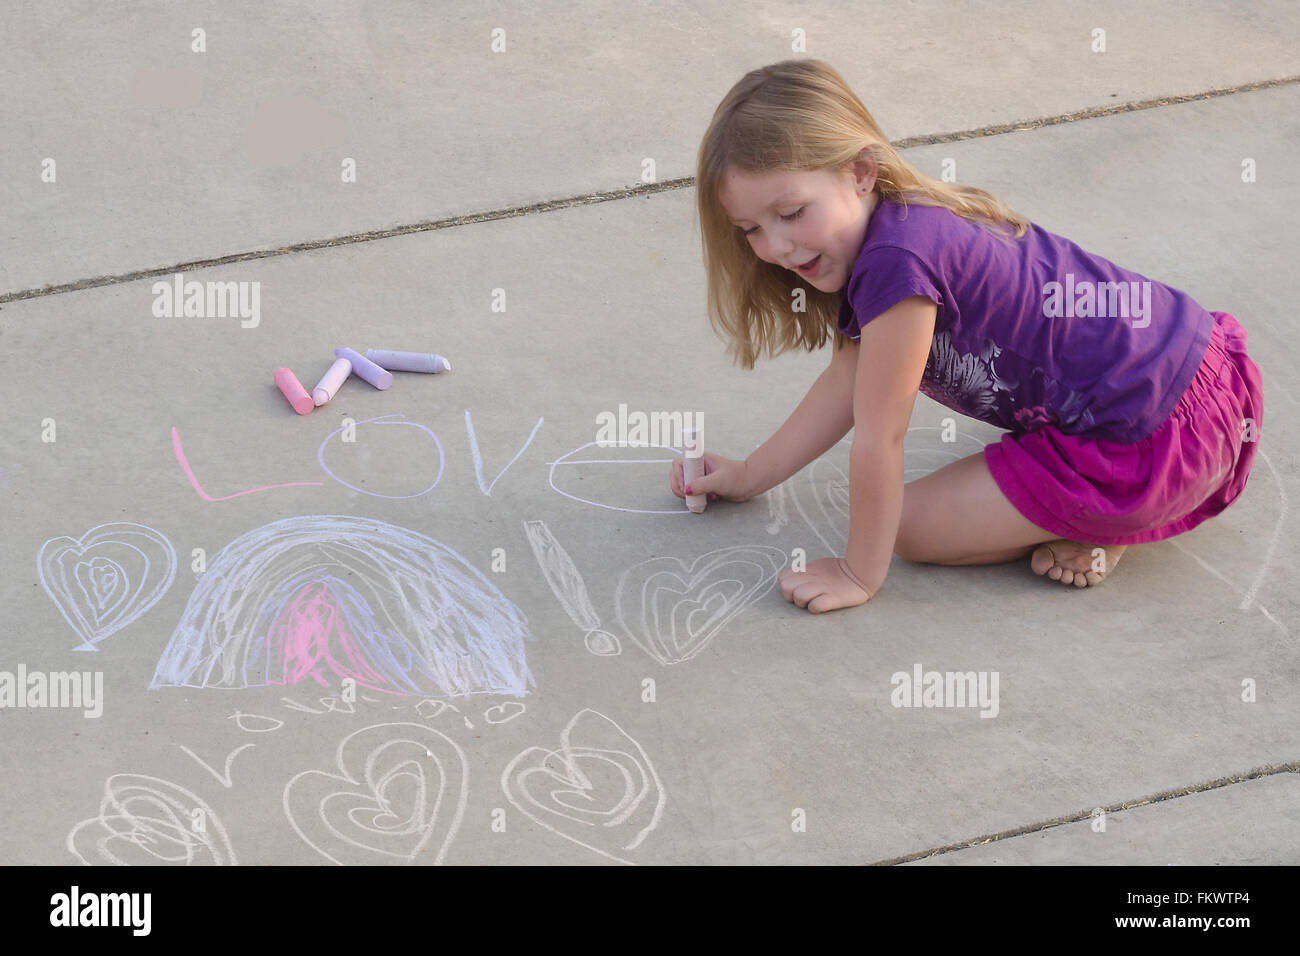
xmin=683 ymin=428 xmax=706 ymax=513
xmin=312 ymin=357 xmax=352 ymax=406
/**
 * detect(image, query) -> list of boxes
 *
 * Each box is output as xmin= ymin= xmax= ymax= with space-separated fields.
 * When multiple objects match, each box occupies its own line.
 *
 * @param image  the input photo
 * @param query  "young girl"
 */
xmin=670 ymin=59 xmax=1264 ymax=614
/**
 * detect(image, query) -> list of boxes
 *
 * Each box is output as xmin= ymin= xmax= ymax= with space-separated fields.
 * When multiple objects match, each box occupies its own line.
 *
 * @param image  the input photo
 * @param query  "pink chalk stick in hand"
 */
xmin=683 ymin=427 xmax=706 ymax=513
xmin=275 ymin=367 xmax=314 ymax=415
xmin=334 ymin=348 xmax=393 ymax=390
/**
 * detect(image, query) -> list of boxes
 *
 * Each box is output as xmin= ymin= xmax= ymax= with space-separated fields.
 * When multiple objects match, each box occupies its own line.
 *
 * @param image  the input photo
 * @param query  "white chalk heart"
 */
xmin=501 ymin=709 xmax=664 ymax=865
xmin=283 ymin=722 xmax=467 ymax=865
xmin=615 ymin=546 xmax=786 ymax=665
xmin=39 ymin=522 xmax=177 ymax=650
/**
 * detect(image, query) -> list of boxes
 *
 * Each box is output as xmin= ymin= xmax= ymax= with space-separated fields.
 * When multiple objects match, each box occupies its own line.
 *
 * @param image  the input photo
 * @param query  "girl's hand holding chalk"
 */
xmin=670 ymin=453 xmax=751 ymax=504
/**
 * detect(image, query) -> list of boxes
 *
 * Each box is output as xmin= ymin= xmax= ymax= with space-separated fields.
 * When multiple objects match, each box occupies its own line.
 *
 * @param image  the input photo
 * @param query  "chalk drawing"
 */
xmin=172 ymin=425 xmax=323 ymax=500
xmin=765 ymin=481 xmax=790 ymax=534
xmin=549 ymin=440 xmax=694 ymax=514
xmin=283 ymin=722 xmax=468 ymax=866
xmin=501 ymin=709 xmax=664 ymax=865
xmin=484 ymin=701 xmax=526 ymax=724
xmin=523 ymin=519 xmax=622 ymax=656
xmin=38 ymin=522 xmax=177 ymax=652
xmin=788 ymin=458 xmax=850 ymax=558
xmin=465 ymin=409 xmax=544 ymax=495
xmin=179 ymin=743 xmax=256 ymax=789
xmin=150 ymin=515 xmax=534 ymax=698
xmin=1168 ymin=447 xmax=1290 ymax=638
xmin=416 ymin=699 xmax=457 ymax=720
xmin=614 ymin=546 xmax=787 ymax=666
xmin=67 ymin=773 xmax=237 ymax=865
xmin=1235 ymin=448 xmax=1287 ymax=615
xmin=317 ymin=414 xmax=444 ymax=499
xmin=415 ymin=699 xmax=476 ymax=729
xmin=230 ymin=712 xmax=284 ymax=733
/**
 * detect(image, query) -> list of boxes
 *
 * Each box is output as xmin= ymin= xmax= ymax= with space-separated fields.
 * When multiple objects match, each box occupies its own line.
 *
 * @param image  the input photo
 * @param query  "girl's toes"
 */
xmin=1084 ymin=570 xmax=1104 ymax=587
xmin=1073 ymin=573 xmax=1088 ymax=587
xmin=1030 ymin=544 xmax=1057 ymax=576
xmin=1047 ymin=565 xmax=1064 ymax=581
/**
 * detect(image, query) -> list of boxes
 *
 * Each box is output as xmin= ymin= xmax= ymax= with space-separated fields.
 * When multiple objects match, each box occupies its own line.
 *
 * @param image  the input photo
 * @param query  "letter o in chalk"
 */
xmin=317 ymin=413 xmax=445 ymax=498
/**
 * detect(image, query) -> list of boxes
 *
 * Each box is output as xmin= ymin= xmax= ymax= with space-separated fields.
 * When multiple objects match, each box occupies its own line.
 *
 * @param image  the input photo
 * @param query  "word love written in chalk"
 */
xmin=185 ymin=411 xmax=698 ymax=513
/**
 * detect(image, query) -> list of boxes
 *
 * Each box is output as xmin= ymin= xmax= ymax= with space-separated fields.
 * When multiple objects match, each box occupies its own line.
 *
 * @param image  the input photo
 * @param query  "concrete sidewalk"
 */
xmin=2 ymin=1 xmax=1297 ymax=865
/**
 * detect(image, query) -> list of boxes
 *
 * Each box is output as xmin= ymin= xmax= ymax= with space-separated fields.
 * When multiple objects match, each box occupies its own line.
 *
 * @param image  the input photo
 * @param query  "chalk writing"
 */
xmin=523 ymin=519 xmax=622 ymax=656
xmin=172 ymin=425 xmax=323 ymax=500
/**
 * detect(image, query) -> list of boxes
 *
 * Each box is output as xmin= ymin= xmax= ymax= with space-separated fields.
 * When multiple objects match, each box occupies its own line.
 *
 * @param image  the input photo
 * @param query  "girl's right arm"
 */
xmin=741 ymin=336 xmax=859 ymax=499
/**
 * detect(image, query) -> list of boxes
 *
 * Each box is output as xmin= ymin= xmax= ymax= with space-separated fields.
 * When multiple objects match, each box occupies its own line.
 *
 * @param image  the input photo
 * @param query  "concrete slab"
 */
xmin=906 ymin=771 xmax=1300 ymax=864
xmin=1 ymin=4 xmax=1297 ymax=865
xmin=3 ymin=1 xmax=1298 ymax=296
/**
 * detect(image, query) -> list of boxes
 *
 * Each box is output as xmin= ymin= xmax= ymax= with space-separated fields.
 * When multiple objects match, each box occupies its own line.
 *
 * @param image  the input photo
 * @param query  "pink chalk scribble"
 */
xmin=270 ymin=580 xmax=392 ymax=691
xmin=172 ymin=425 xmax=323 ymax=500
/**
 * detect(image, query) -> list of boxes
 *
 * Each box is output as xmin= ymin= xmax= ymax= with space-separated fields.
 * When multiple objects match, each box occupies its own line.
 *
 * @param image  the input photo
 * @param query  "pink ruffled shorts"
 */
xmin=984 ymin=310 xmax=1263 ymax=545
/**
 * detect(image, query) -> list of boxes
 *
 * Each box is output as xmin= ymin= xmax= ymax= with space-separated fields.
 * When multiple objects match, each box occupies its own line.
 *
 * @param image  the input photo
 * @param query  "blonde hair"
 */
xmin=695 ymin=59 xmax=1032 ymax=370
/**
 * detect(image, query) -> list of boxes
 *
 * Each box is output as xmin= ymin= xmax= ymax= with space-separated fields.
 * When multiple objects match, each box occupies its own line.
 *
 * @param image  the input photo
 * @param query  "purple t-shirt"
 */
xmin=837 ymin=198 xmax=1214 ymax=444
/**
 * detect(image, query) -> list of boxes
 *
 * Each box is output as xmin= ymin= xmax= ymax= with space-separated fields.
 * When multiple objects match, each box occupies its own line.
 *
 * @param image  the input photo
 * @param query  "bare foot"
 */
xmin=1030 ymin=539 xmax=1127 ymax=588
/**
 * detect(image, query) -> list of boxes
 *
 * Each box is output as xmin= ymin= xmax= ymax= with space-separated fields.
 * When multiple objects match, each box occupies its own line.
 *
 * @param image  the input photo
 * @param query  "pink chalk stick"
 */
xmin=275 ymin=367 xmax=314 ymax=415
xmin=334 ymin=347 xmax=393 ymax=390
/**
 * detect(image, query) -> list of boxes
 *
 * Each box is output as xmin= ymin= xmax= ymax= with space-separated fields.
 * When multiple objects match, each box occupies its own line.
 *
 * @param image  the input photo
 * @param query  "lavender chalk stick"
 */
xmin=334 ymin=348 xmax=393 ymax=390
xmin=365 ymin=350 xmax=451 ymax=373
xmin=312 ymin=357 xmax=352 ymax=406
xmin=275 ymin=367 xmax=314 ymax=415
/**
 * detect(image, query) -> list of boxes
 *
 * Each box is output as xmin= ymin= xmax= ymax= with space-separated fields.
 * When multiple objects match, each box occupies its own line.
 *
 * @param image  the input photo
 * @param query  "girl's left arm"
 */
xmin=845 ymin=295 xmax=937 ymax=594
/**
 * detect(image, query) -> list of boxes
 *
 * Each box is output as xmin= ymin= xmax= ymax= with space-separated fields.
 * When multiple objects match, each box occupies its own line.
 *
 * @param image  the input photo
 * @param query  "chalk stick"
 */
xmin=683 ymin=428 xmax=706 ymax=513
xmin=365 ymin=349 xmax=451 ymax=373
xmin=275 ymin=367 xmax=314 ymax=415
xmin=334 ymin=347 xmax=393 ymax=390
xmin=312 ymin=357 xmax=352 ymax=406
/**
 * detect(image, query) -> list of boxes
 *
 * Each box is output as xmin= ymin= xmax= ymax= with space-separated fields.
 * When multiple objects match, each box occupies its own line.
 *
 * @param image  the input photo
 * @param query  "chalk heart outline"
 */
xmin=75 ymin=557 xmax=128 ymax=622
xmin=788 ymin=459 xmax=850 ymax=558
xmin=283 ymin=722 xmax=467 ymax=866
xmin=501 ymin=709 xmax=665 ymax=865
xmin=66 ymin=773 xmax=237 ymax=866
xmin=38 ymin=522 xmax=177 ymax=651
xmin=615 ymin=546 xmax=787 ymax=665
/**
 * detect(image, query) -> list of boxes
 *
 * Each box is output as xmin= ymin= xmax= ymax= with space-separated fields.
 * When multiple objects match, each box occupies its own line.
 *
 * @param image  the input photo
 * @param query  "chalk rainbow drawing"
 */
xmin=614 ymin=546 xmax=787 ymax=666
xmin=284 ymin=722 xmax=468 ymax=865
xmin=501 ymin=709 xmax=664 ymax=865
xmin=38 ymin=522 xmax=177 ymax=652
xmin=150 ymin=515 xmax=534 ymax=698
xmin=67 ymin=773 xmax=237 ymax=866
xmin=523 ymin=519 xmax=622 ymax=656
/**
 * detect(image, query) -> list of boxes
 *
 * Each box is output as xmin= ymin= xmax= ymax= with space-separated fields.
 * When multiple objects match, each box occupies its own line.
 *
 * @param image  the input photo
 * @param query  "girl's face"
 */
xmin=719 ymin=163 xmax=878 ymax=293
